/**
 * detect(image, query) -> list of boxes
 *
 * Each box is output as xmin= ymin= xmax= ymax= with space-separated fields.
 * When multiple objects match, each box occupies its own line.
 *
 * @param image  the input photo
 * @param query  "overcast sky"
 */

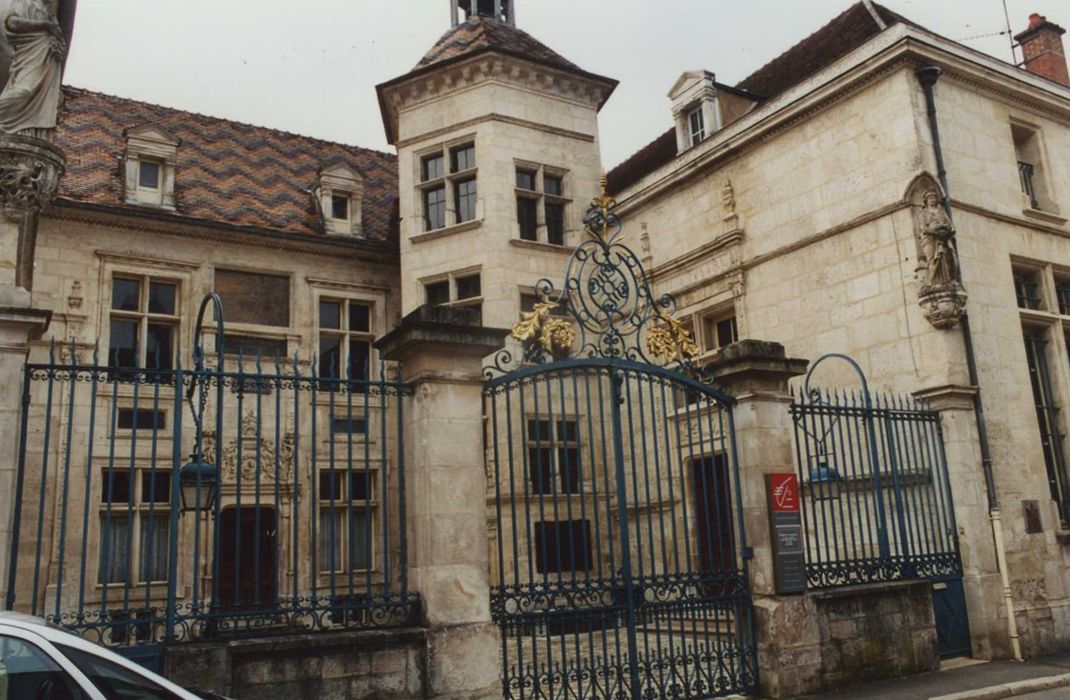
xmin=64 ymin=0 xmax=1065 ymax=167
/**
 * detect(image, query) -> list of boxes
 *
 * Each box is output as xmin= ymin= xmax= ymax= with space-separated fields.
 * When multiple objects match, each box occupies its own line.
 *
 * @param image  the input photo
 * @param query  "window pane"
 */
xmin=138 ymin=513 xmax=170 ymax=582
xmin=455 ymin=178 xmax=477 ymax=223
xmin=319 ymin=337 xmax=342 ymax=379
xmin=516 ymin=169 xmax=536 ymax=190
xmin=517 ymin=197 xmax=537 ymax=241
xmin=349 ymin=339 xmax=371 ymax=381
xmin=141 ymin=471 xmax=171 ymax=504
xmin=527 ymin=419 xmax=552 ymax=441
xmin=425 ymin=281 xmax=449 ymax=306
xmin=349 ymin=513 xmax=371 ymax=570
xmin=534 ymin=520 xmax=591 ymax=574
xmin=319 ymin=300 xmax=341 ymax=329
xmin=221 ymin=334 xmax=287 ymax=359
xmin=545 ymin=202 xmax=565 ymax=245
xmin=422 ymin=153 xmax=444 ymax=181
xmin=557 ymin=420 xmax=579 ymax=442
xmin=456 ymin=274 xmax=481 ymax=300
xmin=146 ymin=323 xmax=174 ymax=370
xmin=331 ymin=194 xmax=349 ymax=221
xmin=101 ymin=470 xmax=132 ymax=504
xmin=138 ymin=160 xmax=161 ymax=189
xmin=716 ymin=316 xmax=738 ymax=348
xmin=424 ymin=186 xmax=446 ymax=230
xmin=118 ymin=409 xmax=165 ymax=431
xmin=349 ymin=302 xmax=370 ymax=332
xmin=450 ymin=144 xmax=475 ymax=172
xmin=318 ymin=510 xmax=343 ymax=573
xmin=112 ymin=278 xmax=141 ymax=311
xmin=559 ymin=447 xmax=581 ymax=494
xmin=0 ymin=636 xmax=82 ymax=700
xmin=521 ymin=293 xmax=539 ymax=312
xmin=350 ymin=471 xmax=372 ymax=501
xmin=528 ymin=449 xmax=554 ymax=495
xmin=319 ymin=471 xmax=344 ymax=501
xmin=98 ymin=516 xmax=130 ymax=584
xmin=56 ymin=643 xmax=181 ymax=700
xmin=544 ymin=175 xmax=563 ymax=197
xmin=108 ymin=320 xmax=139 ymax=368
xmin=147 ymin=282 xmax=176 ymax=315
xmin=214 ymin=269 xmax=290 ymax=327
xmin=689 ymin=108 xmax=705 ymax=145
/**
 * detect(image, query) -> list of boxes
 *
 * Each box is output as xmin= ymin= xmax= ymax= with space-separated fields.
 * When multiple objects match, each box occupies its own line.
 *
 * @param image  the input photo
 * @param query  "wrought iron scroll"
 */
xmin=486 ymin=176 xmax=698 ymax=377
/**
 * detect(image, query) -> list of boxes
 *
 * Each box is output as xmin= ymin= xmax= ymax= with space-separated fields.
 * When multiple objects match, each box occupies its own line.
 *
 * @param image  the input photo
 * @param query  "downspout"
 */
xmin=916 ymin=65 xmax=1023 ymax=662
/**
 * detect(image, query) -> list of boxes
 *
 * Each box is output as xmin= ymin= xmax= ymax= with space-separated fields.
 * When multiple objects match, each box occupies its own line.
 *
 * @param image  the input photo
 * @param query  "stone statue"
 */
xmin=0 ymin=0 xmax=65 ymax=136
xmin=918 ymin=190 xmax=958 ymax=288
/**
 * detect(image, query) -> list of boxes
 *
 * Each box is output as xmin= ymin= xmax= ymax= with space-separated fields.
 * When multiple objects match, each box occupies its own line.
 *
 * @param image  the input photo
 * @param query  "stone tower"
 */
xmin=376 ymin=1 xmax=617 ymax=327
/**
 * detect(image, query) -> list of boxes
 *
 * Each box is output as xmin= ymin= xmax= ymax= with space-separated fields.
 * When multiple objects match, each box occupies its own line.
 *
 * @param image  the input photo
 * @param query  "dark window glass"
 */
xmin=331 ymin=417 xmax=367 ymax=435
xmin=528 ymin=448 xmax=554 ymax=495
xmin=101 ymin=470 xmax=132 ymax=504
xmin=349 ymin=302 xmax=370 ymax=332
xmin=146 ymin=323 xmax=174 ymax=370
xmin=456 ymin=274 xmax=481 ymax=300
xmin=141 ymin=471 xmax=171 ymax=503
xmin=221 ymin=334 xmax=286 ymax=359
xmin=319 ymin=300 xmax=341 ymax=330
xmin=422 ymin=153 xmax=444 ymax=181
xmin=557 ymin=420 xmax=579 ymax=442
xmin=424 ymin=186 xmax=446 ymax=230
xmin=450 ymin=144 xmax=475 ymax=172
xmin=716 ymin=316 xmax=738 ymax=348
xmin=319 ymin=337 xmax=342 ymax=379
xmin=426 ymin=281 xmax=450 ymax=306
xmin=1023 ymin=328 xmax=1069 ymax=521
xmin=455 ymin=178 xmax=477 ymax=223
xmin=516 ymin=169 xmax=536 ymax=190
xmin=1015 ymin=273 xmax=1043 ymax=310
xmin=112 ymin=278 xmax=141 ymax=311
xmin=689 ymin=107 xmax=705 ymax=146
xmin=527 ymin=419 xmax=552 ymax=439
xmin=147 ymin=282 xmax=175 ymax=315
xmin=534 ymin=520 xmax=591 ymax=574
xmin=517 ymin=197 xmax=538 ymax=240
xmin=545 ymin=202 xmax=565 ymax=245
xmin=118 ymin=409 xmax=165 ymax=431
xmin=350 ymin=471 xmax=371 ymax=501
xmin=349 ymin=515 xmax=371 ymax=570
xmin=1056 ymin=282 xmax=1070 ymax=315
xmin=57 ymin=643 xmax=182 ymax=700
xmin=138 ymin=160 xmax=161 ymax=189
xmin=521 ymin=293 xmax=568 ymax=317
xmin=214 ymin=269 xmax=290 ymax=327
xmin=349 ymin=339 xmax=371 ymax=381
xmin=319 ymin=471 xmax=344 ymax=501
xmin=331 ymin=194 xmax=349 ymax=221
xmin=544 ymin=175 xmax=563 ymax=197
xmin=109 ymin=319 xmax=139 ymax=368
xmin=559 ymin=447 xmax=581 ymax=493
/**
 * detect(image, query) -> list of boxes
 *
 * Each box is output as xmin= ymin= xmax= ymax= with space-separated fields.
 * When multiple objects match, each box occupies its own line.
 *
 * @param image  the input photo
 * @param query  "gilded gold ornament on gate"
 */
xmin=511 ymin=301 xmax=576 ymax=353
xmin=645 ymin=314 xmax=699 ymax=364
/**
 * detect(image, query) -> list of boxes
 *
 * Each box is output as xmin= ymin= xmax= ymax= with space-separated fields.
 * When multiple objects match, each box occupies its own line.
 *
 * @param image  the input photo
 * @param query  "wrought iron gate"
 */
xmin=790 ymin=354 xmax=970 ymax=658
xmin=484 ymin=189 xmax=756 ymax=699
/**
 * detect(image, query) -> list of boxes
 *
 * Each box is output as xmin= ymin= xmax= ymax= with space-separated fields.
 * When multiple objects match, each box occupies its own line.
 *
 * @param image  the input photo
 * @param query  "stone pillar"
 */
xmin=0 ymin=135 xmax=63 ymax=607
xmin=913 ymin=384 xmax=1003 ymax=658
xmin=706 ymin=340 xmax=812 ymax=697
xmin=376 ymin=305 xmax=509 ymax=699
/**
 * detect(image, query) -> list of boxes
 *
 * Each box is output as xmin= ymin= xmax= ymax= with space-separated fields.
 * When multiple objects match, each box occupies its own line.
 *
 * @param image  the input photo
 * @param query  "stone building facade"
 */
xmin=1 ymin=0 xmax=1070 ymax=698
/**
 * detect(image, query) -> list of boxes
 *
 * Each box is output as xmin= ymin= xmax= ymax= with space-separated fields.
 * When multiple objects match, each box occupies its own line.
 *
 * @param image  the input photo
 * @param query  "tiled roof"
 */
xmin=607 ymin=2 xmax=910 ymax=195
xmin=53 ymin=87 xmax=400 ymax=243
xmin=417 ymin=17 xmax=581 ymax=74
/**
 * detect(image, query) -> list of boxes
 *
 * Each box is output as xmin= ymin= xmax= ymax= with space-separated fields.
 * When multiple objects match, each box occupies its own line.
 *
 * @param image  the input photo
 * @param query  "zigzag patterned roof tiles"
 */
xmin=53 ymin=87 xmax=400 ymax=243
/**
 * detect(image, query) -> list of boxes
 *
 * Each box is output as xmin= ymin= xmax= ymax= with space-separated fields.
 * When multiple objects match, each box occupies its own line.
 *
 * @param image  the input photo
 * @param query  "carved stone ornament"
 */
xmin=0 ymin=133 xmax=63 ymax=220
xmin=910 ymin=181 xmax=966 ymax=330
xmin=918 ymin=284 xmax=969 ymax=330
xmin=202 ymin=412 xmax=296 ymax=483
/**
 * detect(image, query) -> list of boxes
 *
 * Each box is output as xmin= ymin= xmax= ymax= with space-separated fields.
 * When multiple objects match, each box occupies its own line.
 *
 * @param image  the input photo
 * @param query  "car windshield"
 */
xmin=0 ymin=634 xmax=85 ymax=700
xmin=53 ymin=644 xmax=183 ymax=700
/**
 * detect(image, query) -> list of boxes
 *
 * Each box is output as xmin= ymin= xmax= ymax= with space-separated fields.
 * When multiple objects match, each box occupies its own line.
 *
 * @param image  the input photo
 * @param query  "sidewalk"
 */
xmin=796 ymin=653 xmax=1070 ymax=699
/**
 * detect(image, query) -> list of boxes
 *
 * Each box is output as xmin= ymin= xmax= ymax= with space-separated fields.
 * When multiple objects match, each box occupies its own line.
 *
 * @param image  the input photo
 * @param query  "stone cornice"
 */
xmin=396 ymin=112 xmax=595 ymax=149
xmin=46 ymin=200 xmax=400 ymax=265
xmin=649 ymin=229 xmax=743 ymax=281
xmin=378 ymin=52 xmax=616 ymax=145
xmin=615 ymin=23 xmax=1070 ymax=216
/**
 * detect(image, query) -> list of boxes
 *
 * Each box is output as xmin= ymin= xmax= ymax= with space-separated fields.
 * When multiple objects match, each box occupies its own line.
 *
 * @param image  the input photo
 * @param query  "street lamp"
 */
xmin=809 ymin=454 xmax=842 ymax=501
xmin=179 ymin=453 xmax=218 ymax=513
xmin=181 ymin=292 xmax=225 ymax=516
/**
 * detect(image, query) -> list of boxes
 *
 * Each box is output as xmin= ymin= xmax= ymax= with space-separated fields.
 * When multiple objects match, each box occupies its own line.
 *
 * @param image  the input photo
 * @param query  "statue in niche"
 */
xmin=0 ymin=0 xmax=66 ymax=136
xmin=917 ymin=189 xmax=959 ymax=288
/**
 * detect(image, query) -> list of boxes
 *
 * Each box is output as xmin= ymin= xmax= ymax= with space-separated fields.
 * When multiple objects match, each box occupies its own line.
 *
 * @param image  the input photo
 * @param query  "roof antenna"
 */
xmin=1001 ymin=0 xmax=1018 ymax=64
xmin=863 ymin=0 xmax=888 ymax=30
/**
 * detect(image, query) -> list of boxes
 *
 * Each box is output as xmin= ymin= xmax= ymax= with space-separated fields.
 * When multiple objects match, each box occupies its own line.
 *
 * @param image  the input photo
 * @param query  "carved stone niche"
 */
xmin=907 ymin=174 xmax=967 ymax=330
xmin=0 ymin=134 xmax=65 ymax=221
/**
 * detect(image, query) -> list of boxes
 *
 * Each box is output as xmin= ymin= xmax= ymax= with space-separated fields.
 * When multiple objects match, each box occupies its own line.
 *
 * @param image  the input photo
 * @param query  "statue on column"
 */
xmin=0 ymin=0 xmax=66 ymax=137
xmin=918 ymin=190 xmax=959 ymax=287
xmin=910 ymin=180 xmax=968 ymax=331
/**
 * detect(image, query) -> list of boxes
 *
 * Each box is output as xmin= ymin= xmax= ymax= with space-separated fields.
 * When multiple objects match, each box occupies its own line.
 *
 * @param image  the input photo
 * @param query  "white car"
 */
xmin=0 ymin=612 xmax=229 ymax=700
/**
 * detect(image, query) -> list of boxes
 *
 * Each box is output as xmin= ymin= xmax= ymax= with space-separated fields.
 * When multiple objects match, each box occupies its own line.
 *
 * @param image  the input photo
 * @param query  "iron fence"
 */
xmin=790 ymin=384 xmax=960 ymax=588
xmin=6 ymin=342 xmax=418 ymax=649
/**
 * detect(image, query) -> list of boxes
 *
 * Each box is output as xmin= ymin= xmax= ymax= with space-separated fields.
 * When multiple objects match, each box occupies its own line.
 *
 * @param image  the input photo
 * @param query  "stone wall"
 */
xmin=164 ymin=628 xmax=426 ymax=700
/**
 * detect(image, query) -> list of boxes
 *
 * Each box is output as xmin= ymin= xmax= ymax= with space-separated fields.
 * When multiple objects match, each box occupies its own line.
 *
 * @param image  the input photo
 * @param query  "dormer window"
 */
xmin=123 ymin=125 xmax=180 ymax=210
xmin=688 ymin=106 xmax=706 ymax=147
xmin=317 ymin=164 xmax=364 ymax=236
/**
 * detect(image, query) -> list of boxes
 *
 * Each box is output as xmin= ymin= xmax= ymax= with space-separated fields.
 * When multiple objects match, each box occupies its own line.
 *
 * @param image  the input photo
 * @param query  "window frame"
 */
xmin=416 ymin=140 xmax=479 ymax=233
xmin=316 ymin=467 xmax=378 ymax=575
xmin=513 ymin=163 xmax=570 ymax=246
xmin=676 ymin=303 xmax=739 ymax=359
xmin=97 ymin=466 xmax=174 ymax=587
xmin=422 ymin=269 xmax=483 ymax=321
xmin=317 ymin=296 xmax=376 ymax=383
xmin=688 ymin=105 xmax=706 ymax=147
xmin=107 ymin=273 xmax=181 ymax=372
xmin=525 ymin=415 xmax=582 ymax=496
xmin=1010 ymin=120 xmax=1060 ymax=216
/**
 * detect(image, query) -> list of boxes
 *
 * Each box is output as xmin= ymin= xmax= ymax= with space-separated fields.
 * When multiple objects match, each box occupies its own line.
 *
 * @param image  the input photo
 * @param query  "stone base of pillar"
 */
xmin=425 ymin=621 xmax=501 ymax=700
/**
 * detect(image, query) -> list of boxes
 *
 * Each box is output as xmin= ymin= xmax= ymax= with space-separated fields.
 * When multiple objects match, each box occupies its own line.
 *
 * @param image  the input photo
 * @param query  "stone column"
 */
xmin=0 ymin=135 xmax=64 ymax=607
xmin=706 ymin=340 xmax=812 ymax=697
xmin=376 ymin=305 xmax=508 ymax=700
xmin=913 ymin=385 xmax=1003 ymax=658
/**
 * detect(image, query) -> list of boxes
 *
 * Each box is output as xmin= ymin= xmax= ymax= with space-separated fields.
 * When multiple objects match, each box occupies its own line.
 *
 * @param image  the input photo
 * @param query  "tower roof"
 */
xmin=416 ymin=16 xmax=581 ymax=74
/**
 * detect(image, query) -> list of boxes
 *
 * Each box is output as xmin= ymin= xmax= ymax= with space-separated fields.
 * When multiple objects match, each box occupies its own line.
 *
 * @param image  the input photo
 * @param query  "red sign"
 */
xmin=768 ymin=473 xmax=800 ymax=513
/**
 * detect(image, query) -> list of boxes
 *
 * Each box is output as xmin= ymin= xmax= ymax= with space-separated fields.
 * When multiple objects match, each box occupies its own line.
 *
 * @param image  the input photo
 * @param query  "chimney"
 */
xmin=1014 ymin=13 xmax=1069 ymax=87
